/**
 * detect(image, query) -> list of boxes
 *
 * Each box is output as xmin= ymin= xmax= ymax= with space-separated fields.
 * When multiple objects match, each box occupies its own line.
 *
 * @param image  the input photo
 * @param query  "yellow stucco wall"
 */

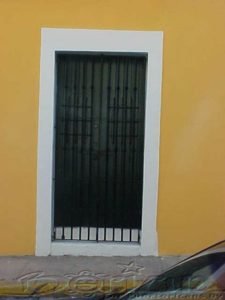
xmin=0 ymin=0 xmax=225 ymax=255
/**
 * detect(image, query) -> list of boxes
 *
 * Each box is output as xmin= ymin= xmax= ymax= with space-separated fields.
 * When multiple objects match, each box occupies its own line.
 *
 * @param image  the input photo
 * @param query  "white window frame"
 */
xmin=36 ymin=28 xmax=163 ymax=256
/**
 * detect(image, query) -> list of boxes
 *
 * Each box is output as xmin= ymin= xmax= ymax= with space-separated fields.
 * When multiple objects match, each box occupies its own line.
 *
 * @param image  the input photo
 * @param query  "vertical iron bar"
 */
xmin=137 ymin=58 xmax=146 ymax=233
xmin=96 ymin=55 xmax=104 ymax=241
xmin=88 ymin=59 xmax=95 ymax=240
xmin=112 ymin=57 xmax=120 ymax=241
xmin=116 ymin=58 xmax=120 ymax=239
xmin=136 ymin=58 xmax=142 ymax=233
xmin=123 ymin=58 xmax=129 ymax=239
xmin=76 ymin=59 xmax=81 ymax=240
xmin=138 ymin=229 xmax=141 ymax=243
xmin=72 ymin=57 xmax=79 ymax=240
xmin=104 ymin=60 xmax=111 ymax=241
xmin=70 ymin=57 xmax=76 ymax=240
xmin=53 ymin=55 xmax=63 ymax=238
xmin=62 ymin=57 xmax=69 ymax=240
xmin=130 ymin=59 xmax=138 ymax=233
xmin=82 ymin=58 xmax=87 ymax=239
xmin=78 ymin=59 xmax=83 ymax=240
xmin=84 ymin=60 xmax=88 ymax=239
xmin=121 ymin=58 xmax=126 ymax=241
xmin=100 ymin=56 xmax=104 ymax=240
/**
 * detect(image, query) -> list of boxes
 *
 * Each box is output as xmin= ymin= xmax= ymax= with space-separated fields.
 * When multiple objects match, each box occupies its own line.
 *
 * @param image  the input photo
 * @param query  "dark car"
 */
xmin=117 ymin=241 xmax=225 ymax=300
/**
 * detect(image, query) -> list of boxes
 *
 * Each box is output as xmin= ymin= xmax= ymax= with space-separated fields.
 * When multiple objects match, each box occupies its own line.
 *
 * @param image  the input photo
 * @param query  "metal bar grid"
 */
xmin=53 ymin=53 xmax=146 ymax=243
xmin=54 ymin=227 xmax=141 ymax=243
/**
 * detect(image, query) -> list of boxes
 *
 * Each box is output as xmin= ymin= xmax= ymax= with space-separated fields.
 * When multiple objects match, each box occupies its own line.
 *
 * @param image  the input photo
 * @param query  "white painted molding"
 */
xmin=51 ymin=242 xmax=141 ymax=256
xmin=36 ymin=28 xmax=163 ymax=256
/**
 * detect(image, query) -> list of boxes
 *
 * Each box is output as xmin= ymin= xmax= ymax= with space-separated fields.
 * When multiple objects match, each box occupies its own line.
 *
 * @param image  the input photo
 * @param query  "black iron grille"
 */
xmin=53 ymin=53 xmax=147 ymax=243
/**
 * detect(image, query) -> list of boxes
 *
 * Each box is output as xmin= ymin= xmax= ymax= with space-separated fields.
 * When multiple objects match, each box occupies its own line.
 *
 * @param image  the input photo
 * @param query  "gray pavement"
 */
xmin=0 ymin=255 xmax=188 ymax=297
xmin=0 ymin=255 xmax=186 ymax=281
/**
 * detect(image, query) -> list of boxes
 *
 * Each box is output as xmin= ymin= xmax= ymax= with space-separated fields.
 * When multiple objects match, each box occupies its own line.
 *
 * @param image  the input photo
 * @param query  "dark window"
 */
xmin=125 ymin=252 xmax=225 ymax=299
xmin=53 ymin=53 xmax=147 ymax=243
